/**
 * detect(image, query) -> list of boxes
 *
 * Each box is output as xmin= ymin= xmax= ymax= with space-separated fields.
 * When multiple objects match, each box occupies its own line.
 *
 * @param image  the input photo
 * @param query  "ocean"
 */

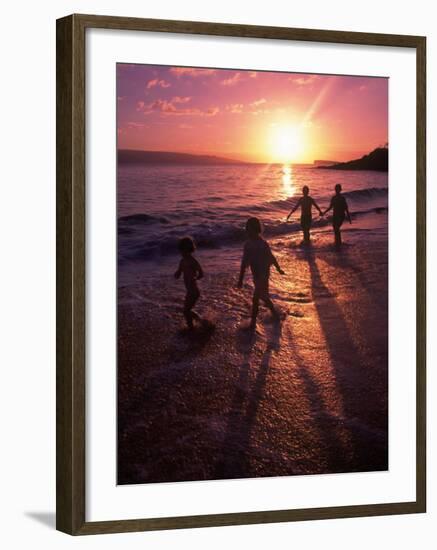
xmin=118 ymin=163 xmax=388 ymax=283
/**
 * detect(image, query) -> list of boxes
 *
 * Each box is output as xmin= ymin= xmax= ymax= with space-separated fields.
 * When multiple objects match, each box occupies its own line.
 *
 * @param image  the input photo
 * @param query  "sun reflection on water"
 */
xmin=282 ymin=164 xmax=296 ymax=198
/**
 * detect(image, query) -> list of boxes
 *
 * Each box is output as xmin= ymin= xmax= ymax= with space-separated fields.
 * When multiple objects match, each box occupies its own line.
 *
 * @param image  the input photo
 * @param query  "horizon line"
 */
xmin=117 ymin=146 xmax=388 ymax=166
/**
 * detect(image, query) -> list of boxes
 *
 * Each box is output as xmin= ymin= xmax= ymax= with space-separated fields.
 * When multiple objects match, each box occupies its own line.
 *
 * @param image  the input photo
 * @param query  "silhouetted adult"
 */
xmin=286 ymin=185 xmax=323 ymax=244
xmin=323 ymin=184 xmax=352 ymax=246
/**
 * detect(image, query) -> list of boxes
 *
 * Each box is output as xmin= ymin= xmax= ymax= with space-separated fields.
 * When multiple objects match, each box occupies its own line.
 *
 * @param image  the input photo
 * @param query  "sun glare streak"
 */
xmin=282 ymin=164 xmax=296 ymax=198
xmin=301 ymin=76 xmax=335 ymax=125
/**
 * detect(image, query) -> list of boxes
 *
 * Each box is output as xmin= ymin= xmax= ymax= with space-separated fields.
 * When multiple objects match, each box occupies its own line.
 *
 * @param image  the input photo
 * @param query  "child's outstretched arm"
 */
xmin=345 ymin=201 xmax=352 ymax=223
xmin=322 ymin=198 xmax=334 ymax=216
xmin=312 ymin=198 xmax=323 ymax=216
xmin=237 ymin=251 xmax=248 ymax=288
xmin=195 ymin=259 xmax=204 ymax=279
xmin=286 ymin=198 xmax=301 ymax=220
xmin=237 ymin=261 xmax=246 ymax=288
xmin=174 ymin=260 xmax=182 ymax=279
xmin=270 ymin=251 xmax=285 ymax=275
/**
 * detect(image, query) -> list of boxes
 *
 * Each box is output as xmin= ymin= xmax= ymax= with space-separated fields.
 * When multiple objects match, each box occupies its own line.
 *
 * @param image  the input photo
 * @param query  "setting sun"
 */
xmin=269 ymin=124 xmax=304 ymax=163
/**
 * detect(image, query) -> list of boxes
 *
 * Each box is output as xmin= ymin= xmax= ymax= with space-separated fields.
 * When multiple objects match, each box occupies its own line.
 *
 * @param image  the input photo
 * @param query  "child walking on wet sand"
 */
xmin=174 ymin=237 xmax=204 ymax=329
xmin=238 ymin=217 xmax=285 ymax=329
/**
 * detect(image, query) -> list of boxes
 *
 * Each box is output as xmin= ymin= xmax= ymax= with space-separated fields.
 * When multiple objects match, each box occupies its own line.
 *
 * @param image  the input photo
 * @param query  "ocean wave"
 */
xmin=119 ymin=213 xmax=170 ymax=225
xmin=119 ymin=205 xmax=387 ymax=262
xmin=119 ymin=187 xmax=388 ymax=229
xmin=343 ymin=187 xmax=388 ymax=201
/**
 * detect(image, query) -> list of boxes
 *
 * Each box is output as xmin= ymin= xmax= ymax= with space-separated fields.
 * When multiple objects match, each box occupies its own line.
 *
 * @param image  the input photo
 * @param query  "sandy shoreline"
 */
xmin=117 ymin=227 xmax=388 ymax=484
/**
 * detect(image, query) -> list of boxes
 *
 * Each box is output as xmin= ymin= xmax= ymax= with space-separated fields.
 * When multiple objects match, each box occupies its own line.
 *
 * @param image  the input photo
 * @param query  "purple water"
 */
xmin=118 ymin=164 xmax=387 ymax=274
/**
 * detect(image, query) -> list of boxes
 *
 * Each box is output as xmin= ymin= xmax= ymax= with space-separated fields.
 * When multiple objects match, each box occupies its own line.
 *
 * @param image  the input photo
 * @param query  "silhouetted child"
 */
xmin=237 ymin=217 xmax=285 ymax=329
xmin=286 ymin=185 xmax=323 ymax=244
xmin=174 ymin=237 xmax=204 ymax=329
xmin=323 ymin=183 xmax=352 ymax=246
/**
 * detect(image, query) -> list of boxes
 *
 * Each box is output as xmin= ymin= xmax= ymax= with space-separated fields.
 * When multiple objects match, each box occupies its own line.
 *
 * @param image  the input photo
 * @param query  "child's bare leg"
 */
xmin=183 ymin=308 xmax=194 ymax=329
xmin=183 ymin=291 xmax=200 ymax=329
xmin=263 ymin=294 xmax=279 ymax=319
xmin=191 ymin=292 xmax=201 ymax=323
xmin=250 ymin=291 xmax=260 ymax=328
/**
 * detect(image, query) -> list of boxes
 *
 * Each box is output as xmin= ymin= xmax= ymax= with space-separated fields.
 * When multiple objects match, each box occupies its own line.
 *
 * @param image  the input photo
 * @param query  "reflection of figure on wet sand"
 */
xmin=286 ymin=185 xmax=323 ymax=244
xmin=238 ymin=217 xmax=285 ymax=329
xmin=323 ymin=184 xmax=352 ymax=247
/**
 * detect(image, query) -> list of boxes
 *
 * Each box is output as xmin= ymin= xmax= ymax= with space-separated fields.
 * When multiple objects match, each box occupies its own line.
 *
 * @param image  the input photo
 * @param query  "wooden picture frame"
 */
xmin=56 ymin=13 xmax=426 ymax=535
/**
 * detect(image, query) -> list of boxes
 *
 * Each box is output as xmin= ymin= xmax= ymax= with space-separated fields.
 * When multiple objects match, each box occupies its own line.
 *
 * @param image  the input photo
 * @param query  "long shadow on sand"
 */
xmin=285 ymin=320 xmax=355 ymax=474
xmin=304 ymin=248 xmax=388 ymax=473
xmin=215 ymin=321 xmax=282 ymax=480
xmin=322 ymin=245 xmax=388 ymax=314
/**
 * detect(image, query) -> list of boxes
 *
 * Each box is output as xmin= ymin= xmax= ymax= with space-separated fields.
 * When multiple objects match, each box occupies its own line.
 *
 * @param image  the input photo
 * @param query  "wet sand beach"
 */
xmin=117 ymin=227 xmax=388 ymax=484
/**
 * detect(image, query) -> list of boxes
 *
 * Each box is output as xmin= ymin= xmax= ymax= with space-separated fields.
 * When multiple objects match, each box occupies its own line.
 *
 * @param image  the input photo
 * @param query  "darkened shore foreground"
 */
xmin=117 ymin=230 xmax=388 ymax=484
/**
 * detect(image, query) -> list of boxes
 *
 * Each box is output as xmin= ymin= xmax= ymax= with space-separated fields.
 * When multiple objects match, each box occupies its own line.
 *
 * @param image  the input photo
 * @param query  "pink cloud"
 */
xmin=146 ymin=78 xmax=171 ymax=89
xmin=140 ymin=96 xmax=219 ymax=117
xmin=250 ymin=98 xmax=266 ymax=108
xmin=250 ymin=109 xmax=269 ymax=116
xmin=220 ymin=71 xmax=258 ymax=86
xmin=221 ymin=72 xmax=242 ymax=86
xmin=169 ymin=67 xmax=216 ymax=77
xmin=205 ymin=107 xmax=219 ymax=116
xmin=226 ymin=103 xmax=244 ymax=113
xmin=225 ymin=99 xmax=267 ymax=115
xmin=289 ymin=74 xmax=319 ymax=86
xmin=172 ymin=96 xmax=192 ymax=104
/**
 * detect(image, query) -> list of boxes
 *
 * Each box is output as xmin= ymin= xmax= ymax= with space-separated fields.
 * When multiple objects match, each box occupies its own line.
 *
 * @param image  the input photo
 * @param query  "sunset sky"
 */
xmin=117 ymin=64 xmax=388 ymax=164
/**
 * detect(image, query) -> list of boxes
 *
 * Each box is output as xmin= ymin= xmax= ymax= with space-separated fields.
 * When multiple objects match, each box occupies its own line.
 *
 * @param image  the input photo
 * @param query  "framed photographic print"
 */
xmin=56 ymin=14 xmax=426 ymax=535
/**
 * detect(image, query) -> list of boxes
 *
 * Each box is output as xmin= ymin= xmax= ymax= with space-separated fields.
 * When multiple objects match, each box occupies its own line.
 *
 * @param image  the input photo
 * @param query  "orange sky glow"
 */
xmin=117 ymin=64 xmax=388 ymax=164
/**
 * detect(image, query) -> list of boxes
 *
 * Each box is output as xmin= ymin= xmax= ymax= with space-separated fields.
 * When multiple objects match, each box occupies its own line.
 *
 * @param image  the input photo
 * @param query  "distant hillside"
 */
xmin=313 ymin=160 xmax=338 ymax=167
xmin=318 ymin=147 xmax=388 ymax=171
xmin=118 ymin=149 xmax=247 ymax=165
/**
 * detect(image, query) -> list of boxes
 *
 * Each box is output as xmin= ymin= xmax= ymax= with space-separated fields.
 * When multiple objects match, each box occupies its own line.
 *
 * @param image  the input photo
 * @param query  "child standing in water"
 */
xmin=237 ymin=217 xmax=285 ymax=329
xmin=174 ymin=237 xmax=204 ymax=329
xmin=323 ymin=183 xmax=352 ymax=246
xmin=286 ymin=185 xmax=323 ymax=244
